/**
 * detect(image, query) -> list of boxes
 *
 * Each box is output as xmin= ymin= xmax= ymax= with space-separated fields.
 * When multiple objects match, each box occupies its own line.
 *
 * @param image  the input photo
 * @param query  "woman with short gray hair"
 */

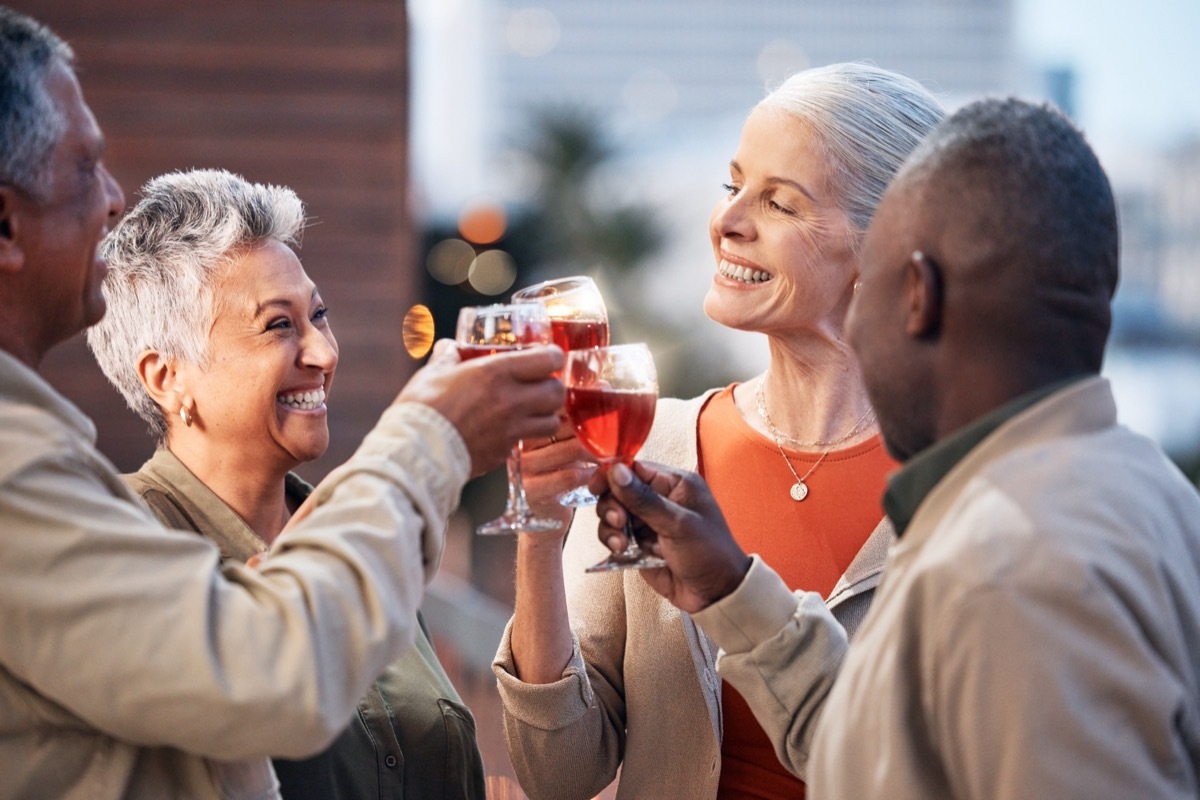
xmin=89 ymin=168 xmax=486 ymax=800
xmin=497 ymin=63 xmax=944 ymax=799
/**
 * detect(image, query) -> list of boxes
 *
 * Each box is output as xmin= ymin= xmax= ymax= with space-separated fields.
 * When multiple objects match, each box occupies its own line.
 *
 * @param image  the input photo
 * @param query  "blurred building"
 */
xmin=498 ymin=0 xmax=1015 ymax=128
xmin=414 ymin=0 xmax=1018 ymax=217
xmin=1160 ymin=139 xmax=1200 ymax=332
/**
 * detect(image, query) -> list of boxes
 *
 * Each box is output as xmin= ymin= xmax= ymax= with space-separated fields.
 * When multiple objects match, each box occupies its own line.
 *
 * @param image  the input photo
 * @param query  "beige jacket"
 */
xmin=0 ymin=350 xmax=465 ymax=799
xmin=700 ymin=377 xmax=1200 ymax=799
xmin=494 ymin=392 xmax=891 ymax=800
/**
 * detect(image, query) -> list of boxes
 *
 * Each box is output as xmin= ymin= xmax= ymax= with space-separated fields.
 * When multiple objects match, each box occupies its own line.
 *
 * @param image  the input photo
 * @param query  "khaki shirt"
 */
xmin=0 ymin=349 xmax=465 ymax=799
xmin=697 ymin=377 xmax=1200 ymax=799
xmin=125 ymin=448 xmax=486 ymax=799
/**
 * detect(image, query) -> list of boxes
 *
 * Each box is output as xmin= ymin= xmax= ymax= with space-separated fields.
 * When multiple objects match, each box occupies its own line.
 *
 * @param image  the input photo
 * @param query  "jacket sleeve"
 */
xmin=692 ymin=555 xmax=849 ymax=780
xmin=0 ymin=402 xmax=465 ymax=760
xmin=492 ymin=508 xmax=629 ymax=800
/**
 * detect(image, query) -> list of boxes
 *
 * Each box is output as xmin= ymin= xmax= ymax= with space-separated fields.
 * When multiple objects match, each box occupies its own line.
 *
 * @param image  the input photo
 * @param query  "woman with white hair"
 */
xmin=87 ymin=169 xmax=485 ymax=800
xmin=495 ymin=63 xmax=945 ymax=799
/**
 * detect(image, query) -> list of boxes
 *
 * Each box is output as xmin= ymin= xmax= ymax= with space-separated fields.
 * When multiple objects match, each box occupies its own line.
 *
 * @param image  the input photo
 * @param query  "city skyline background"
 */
xmin=408 ymin=0 xmax=1200 ymax=468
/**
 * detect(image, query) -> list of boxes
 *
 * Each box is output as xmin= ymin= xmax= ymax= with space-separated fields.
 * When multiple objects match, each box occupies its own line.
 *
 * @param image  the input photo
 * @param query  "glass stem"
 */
xmin=621 ymin=517 xmax=643 ymax=559
xmin=507 ymin=442 xmax=531 ymax=516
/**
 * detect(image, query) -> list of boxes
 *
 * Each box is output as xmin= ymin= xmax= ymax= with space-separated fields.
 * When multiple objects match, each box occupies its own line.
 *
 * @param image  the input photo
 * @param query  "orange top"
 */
xmin=696 ymin=385 xmax=896 ymax=800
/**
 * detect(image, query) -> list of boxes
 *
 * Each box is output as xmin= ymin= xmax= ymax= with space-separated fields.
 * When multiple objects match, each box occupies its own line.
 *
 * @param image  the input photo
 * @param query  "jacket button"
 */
xmin=385 ymin=754 xmax=398 ymax=769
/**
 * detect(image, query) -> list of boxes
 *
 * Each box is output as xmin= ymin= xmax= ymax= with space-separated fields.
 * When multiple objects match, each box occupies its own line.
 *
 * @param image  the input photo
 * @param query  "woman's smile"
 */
xmin=277 ymin=386 xmax=328 ymax=412
xmin=717 ymin=258 xmax=773 ymax=285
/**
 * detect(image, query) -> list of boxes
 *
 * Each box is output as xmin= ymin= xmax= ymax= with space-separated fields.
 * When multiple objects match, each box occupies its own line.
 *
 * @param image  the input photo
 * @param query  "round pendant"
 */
xmin=789 ymin=481 xmax=809 ymax=501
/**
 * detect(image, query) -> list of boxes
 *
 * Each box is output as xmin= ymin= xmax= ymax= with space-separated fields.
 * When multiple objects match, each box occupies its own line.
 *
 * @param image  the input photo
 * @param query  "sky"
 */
xmin=1014 ymin=0 xmax=1200 ymax=152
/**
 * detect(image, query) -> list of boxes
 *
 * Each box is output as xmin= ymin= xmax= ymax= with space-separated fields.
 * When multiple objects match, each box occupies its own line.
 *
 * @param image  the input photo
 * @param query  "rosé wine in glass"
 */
xmin=455 ymin=303 xmax=559 ymax=536
xmin=512 ymin=276 xmax=610 ymax=507
xmin=563 ymin=343 xmax=663 ymax=572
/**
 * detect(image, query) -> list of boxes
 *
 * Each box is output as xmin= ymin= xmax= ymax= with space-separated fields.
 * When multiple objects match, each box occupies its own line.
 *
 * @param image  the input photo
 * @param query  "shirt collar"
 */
xmin=884 ymin=377 xmax=1083 ymax=537
xmin=138 ymin=447 xmax=313 ymax=561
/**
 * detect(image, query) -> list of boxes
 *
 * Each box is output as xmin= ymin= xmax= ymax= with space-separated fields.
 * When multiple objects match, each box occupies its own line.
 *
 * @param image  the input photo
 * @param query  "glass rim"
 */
xmin=511 ymin=275 xmax=598 ymax=301
xmin=456 ymin=301 xmax=550 ymax=318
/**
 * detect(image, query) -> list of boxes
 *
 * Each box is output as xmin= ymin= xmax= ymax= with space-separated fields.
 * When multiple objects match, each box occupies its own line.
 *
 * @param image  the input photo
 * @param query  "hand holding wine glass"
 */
xmin=592 ymin=461 xmax=752 ymax=612
xmin=563 ymin=343 xmax=663 ymax=571
xmin=456 ymin=303 xmax=563 ymax=535
xmin=512 ymin=276 xmax=610 ymax=507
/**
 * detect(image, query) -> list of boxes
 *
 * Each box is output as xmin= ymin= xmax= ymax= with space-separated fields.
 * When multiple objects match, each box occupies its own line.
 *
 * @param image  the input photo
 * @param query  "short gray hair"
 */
xmin=759 ymin=62 xmax=944 ymax=243
xmin=0 ymin=7 xmax=74 ymax=199
xmin=87 ymin=169 xmax=307 ymax=440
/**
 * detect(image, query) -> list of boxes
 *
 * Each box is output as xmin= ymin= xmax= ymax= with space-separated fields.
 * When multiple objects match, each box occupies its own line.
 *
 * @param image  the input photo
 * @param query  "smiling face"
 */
xmin=177 ymin=239 xmax=338 ymax=472
xmin=12 ymin=62 xmax=125 ymax=358
xmin=704 ymin=105 xmax=859 ymax=341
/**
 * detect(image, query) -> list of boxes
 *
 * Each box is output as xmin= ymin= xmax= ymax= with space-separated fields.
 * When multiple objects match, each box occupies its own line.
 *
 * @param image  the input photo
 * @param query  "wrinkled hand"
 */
xmin=397 ymin=339 xmax=565 ymax=476
xmin=590 ymin=461 xmax=751 ymax=613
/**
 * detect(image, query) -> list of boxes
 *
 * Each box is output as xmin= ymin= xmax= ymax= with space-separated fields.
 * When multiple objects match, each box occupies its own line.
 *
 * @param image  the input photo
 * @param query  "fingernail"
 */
xmin=611 ymin=462 xmax=632 ymax=486
xmin=606 ymin=535 xmax=623 ymax=551
xmin=604 ymin=509 xmax=621 ymax=527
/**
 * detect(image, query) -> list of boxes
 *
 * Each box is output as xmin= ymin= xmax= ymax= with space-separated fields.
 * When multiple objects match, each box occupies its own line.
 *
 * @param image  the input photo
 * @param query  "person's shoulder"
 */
xmin=121 ymin=473 xmax=199 ymax=532
xmin=0 ymin=398 xmax=93 ymax=486
xmin=919 ymin=430 xmax=1198 ymax=605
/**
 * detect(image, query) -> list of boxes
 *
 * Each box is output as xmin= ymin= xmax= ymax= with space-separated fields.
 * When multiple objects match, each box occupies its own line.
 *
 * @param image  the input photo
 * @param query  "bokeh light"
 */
xmin=468 ymin=250 xmax=518 ymax=295
xmin=402 ymin=303 xmax=436 ymax=359
xmin=506 ymin=7 xmax=560 ymax=57
xmin=458 ymin=200 xmax=508 ymax=245
xmin=426 ymin=237 xmax=476 ymax=285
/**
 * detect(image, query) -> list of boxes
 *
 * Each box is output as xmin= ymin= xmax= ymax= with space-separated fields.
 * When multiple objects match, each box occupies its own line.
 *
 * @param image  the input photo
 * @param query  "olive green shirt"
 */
xmin=884 ymin=379 xmax=1079 ymax=537
xmin=125 ymin=448 xmax=485 ymax=800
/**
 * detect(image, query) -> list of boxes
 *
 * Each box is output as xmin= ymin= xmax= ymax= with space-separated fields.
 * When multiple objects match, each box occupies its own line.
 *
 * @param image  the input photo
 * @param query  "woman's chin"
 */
xmin=703 ymin=293 xmax=763 ymax=334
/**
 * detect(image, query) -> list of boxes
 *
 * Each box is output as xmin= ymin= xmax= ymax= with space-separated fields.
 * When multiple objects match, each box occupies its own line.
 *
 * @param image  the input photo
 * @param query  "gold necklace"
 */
xmin=754 ymin=376 xmax=876 ymax=502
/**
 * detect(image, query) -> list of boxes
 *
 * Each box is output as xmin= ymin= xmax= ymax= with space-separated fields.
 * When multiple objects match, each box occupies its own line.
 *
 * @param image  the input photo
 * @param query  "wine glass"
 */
xmin=563 ymin=343 xmax=664 ymax=572
xmin=511 ymin=276 xmax=610 ymax=507
xmin=456 ymin=303 xmax=562 ymax=536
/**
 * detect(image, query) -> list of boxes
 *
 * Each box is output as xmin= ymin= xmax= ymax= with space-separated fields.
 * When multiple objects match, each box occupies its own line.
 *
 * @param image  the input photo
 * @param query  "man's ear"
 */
xmin=0 ymin=186 xmax=26 ymax=274
xmin=904 ymin=250 xmax=943 ymax=339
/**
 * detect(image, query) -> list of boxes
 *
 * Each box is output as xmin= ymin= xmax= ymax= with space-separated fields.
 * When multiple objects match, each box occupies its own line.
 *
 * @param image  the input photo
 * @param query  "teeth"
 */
xmin=278 ymin=388 xmax=326 ymax=411
xmin=719 ymin=259 xmax=771 ymax=284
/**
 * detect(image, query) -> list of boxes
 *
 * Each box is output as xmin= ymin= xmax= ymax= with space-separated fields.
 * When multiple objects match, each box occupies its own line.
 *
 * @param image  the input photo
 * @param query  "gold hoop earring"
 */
xmin=179 ymin=406 xmax=193 ymax=427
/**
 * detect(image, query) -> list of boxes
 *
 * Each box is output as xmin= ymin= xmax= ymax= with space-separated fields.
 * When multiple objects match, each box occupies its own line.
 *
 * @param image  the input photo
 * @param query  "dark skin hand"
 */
xmin=589 ymin=461 xmax=752 ymax=614
xmin=398 ymin=339 xmax=565 ymax=476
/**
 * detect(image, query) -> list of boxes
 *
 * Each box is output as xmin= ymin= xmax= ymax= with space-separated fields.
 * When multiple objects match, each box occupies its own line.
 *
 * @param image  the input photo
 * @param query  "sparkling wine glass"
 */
xmin=563 ymin=343 xmax=663 ymax=572
xmin=456 ymin=303 xmax=562 ymax=536
xmin=511 ymin=276 xmax=610 ymax=507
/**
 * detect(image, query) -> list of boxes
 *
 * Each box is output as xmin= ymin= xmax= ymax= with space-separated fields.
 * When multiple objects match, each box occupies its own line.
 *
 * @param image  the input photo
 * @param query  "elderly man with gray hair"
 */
xmin=0 ymin=7 xmax=562 ymax=799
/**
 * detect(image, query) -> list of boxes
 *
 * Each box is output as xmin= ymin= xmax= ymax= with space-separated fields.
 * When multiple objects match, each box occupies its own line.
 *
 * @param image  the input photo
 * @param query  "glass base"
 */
xmin=558 ymin=484 xmax=598 ymax=508
xmin=477 ymin=510 xmax=564 ymax=536
xmin=585 ymin=551 xmax=667 ymax=572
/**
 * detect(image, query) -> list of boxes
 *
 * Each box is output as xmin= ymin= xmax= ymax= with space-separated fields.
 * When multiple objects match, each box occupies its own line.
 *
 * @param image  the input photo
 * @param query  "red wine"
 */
xmin=566 ymin=386 xmax=656 ymax=464
xmin=551 ymin=318 xmax=609 ymax=353
xmin=458 ymin=343 xmax=518 ymax=361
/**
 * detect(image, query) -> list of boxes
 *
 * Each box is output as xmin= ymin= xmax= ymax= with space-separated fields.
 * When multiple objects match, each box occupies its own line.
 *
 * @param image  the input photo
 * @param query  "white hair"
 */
xmin=759 ymin=62 xmax=945 ymax=242
xmin=0 ymin=8 xmax=74 ymax=199
xmin=87 ymin=169 xmax=306 ymax=440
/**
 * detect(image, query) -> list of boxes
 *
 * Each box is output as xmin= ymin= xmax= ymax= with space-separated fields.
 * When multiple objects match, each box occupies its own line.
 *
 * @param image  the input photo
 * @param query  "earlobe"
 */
xmin=905 ymin=250 xmax=943 ymax=339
